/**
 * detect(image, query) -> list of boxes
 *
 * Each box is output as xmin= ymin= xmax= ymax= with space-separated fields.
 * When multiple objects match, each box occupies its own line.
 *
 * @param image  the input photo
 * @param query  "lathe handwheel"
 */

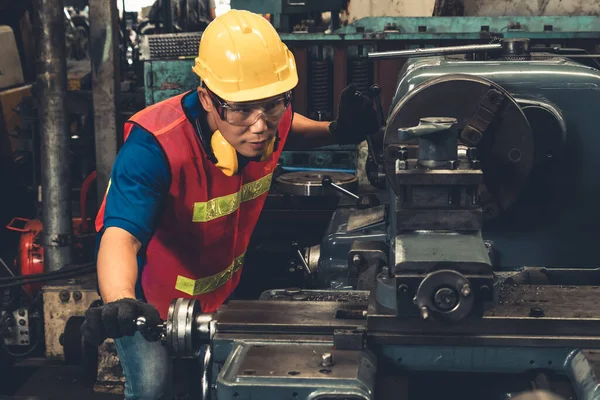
xmin=415 ymin=269 xmax=475 ymax=323
xmin=165 ymin=298 xmax=212 ymax=358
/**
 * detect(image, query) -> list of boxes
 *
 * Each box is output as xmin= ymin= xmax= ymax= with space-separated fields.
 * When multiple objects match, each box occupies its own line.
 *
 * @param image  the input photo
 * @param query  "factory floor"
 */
xmin=1 ymin=359 xmax=120 ymax=400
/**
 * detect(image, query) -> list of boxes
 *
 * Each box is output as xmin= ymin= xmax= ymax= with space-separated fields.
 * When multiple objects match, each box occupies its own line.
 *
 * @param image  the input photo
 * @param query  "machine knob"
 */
xmin=135 ymin=316 xmax=166 ymax=343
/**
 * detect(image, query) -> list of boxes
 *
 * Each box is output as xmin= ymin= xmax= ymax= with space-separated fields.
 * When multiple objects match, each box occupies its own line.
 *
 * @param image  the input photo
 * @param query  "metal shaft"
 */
xmin=33 ymin=0 xmax=73 ymax=272
xmin=330 ymin=182 xmax=360 ymax=199
xmin=89 ymin=0 xmax=120 ymax=205
xmin=366 ymin=43 xmax=503 ymax=60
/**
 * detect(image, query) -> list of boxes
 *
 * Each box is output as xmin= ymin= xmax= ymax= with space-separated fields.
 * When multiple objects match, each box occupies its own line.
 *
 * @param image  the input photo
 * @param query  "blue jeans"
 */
xmin=114 ymin=332 xmax=206 ymax=399
xmin=114 ymin=332 xmax=173 ymax=400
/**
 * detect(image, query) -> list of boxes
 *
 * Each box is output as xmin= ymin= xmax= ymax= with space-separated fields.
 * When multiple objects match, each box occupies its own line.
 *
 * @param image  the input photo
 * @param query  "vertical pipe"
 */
xmin=89 ymin=0 xmax=120 ymax=206
xmin=33 ymin=0 xmax=73 ymax=272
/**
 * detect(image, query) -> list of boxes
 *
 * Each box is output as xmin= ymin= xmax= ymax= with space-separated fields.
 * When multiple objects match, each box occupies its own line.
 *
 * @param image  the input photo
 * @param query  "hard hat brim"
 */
xmin=209 ymin=73 xmax=299 ymax=104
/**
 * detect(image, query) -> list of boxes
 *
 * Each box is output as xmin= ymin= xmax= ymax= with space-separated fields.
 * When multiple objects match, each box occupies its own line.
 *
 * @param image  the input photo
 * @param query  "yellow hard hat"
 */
xmin=193 ymin=9 xmax=298 ymax=103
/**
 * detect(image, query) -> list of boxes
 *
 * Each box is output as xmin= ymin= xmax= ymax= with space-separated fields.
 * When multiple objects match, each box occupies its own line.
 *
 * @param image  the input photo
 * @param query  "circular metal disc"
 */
xmin=275 ymin=171 xmax=358 ymax=197
xmin=384 ymin=74 xmax=534 ymax=212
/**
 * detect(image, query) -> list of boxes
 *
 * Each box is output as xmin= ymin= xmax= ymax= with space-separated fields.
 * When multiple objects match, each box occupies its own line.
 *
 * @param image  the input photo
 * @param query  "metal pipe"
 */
xmin=33 ymin=0 xmax=74 ymax=272
xmin=89 ymin=0 xmax=120 ymax=205
xmin=365 ymin=43 xmax=503 ymax=60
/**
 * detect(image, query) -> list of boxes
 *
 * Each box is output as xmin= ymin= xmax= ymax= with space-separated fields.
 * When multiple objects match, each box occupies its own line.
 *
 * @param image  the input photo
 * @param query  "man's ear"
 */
xmin=197 ymin=88 xmax=213 ymax=113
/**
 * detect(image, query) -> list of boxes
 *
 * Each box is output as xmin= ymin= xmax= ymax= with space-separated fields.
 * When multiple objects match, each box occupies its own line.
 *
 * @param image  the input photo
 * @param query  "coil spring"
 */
xmin=348 ymin=58 xmax=372 ymax=95
xmin=309 ymin=59 xmax=332 ymax=120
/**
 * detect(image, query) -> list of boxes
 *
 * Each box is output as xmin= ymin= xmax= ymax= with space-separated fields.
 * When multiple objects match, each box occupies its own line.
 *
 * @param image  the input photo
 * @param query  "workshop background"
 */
xmin=2 ymin=0 xmax=600 ymax=399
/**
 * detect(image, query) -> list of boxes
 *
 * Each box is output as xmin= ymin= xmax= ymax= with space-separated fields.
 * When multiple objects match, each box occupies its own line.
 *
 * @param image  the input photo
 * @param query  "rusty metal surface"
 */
xmin=41 ymin=278 xmax=100 ymax=361
xmin=215 ymin=301 xmax=367 ymax=334
xmin=33 ymin=0 xmax=74 ymax=272
xmin=367 ymin=285 xmax=600 ymax=348
xmin=89 ymin=0 xmax=120 ymax=203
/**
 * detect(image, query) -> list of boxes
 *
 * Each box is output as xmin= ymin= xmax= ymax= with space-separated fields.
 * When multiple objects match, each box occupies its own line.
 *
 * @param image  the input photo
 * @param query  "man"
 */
xmin=81 ymin=9 xmax=378 ymax=400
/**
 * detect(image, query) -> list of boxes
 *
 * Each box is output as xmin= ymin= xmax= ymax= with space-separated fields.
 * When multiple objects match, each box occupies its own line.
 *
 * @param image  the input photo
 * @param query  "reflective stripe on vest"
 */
xmin=175 ymin=252 xmax=246 ymax=296
xmin=191 ymin=172 xmax=273 ymax=222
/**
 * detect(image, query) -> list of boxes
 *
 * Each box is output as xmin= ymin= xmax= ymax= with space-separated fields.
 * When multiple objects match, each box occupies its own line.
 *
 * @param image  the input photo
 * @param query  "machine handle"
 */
xmin=135 ymin=316 xmax=166 ymax=342
xmin=368 ymin=85 xmax=385 ymax=127
xmin=6 ymin=217 xmax=31 ymax=233
xmin=364 ymin=43 xmax=503 ymax=60
xmin=322 ymin=176 xmax=360 ymax=200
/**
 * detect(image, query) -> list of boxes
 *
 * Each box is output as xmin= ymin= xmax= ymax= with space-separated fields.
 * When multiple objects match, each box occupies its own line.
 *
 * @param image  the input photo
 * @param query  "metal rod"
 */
xmin=365 ymin=43 xmax=503 ymax=60
xmin=89 ymin=0 xmax=121 ymax=205
xmin=0 ymin=257 xmax=14 ymax=277
xmin=329 ymin=181 xmax=360 ymax=200
xmin=296 ymin=249 xmax=311 ymax=275
xmin=33 ymin=0 xmax=73 ymax=272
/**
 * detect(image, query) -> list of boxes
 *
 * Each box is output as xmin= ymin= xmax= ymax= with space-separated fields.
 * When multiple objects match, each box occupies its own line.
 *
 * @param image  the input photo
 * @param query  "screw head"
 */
xmin=461 ymin=284 xmax=471 ymax=297
xmin=59 ymin=290 xmax=70 ymax=302
xmin=321 ymin=352 xmax=334 ymax=367
xmin=73 ymin=291 xmax=82 ymax=301
xmin=352 ymin=254 xmax=362 ymax=266
xmin=420 ymin=306 xmax=430 ymax=320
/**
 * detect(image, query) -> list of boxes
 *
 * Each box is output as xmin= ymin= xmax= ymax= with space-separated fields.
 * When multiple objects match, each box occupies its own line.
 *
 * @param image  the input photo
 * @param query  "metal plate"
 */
xmin=384 ymin=74 xmax=534 ymax=212
xmin=367 ymin=285 xmax=600 ymax=348
xmin=216 ymin=342 xmax=375 ymax=400
xmin=347 ymin=205 xmax=386 ymax=232
xmin=275 ymin=171 xmax=358 ymax=197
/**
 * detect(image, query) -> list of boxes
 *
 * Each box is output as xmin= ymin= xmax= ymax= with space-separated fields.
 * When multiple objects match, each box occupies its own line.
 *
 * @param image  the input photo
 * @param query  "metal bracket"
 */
xmin=333 ymin=328 xmax=366 ymax=350
xmin=460 ymin=87 xmax=506 ymax=146
xmin=348 ymin=241 xmax=388 ymax=287
xmin=3 ymin=307 xmax=30 ymax=346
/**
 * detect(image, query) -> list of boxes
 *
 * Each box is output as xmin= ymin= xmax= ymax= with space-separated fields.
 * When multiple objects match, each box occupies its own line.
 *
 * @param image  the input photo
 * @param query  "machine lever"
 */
xmin=368 ymin=85 xmax=385 ymax=127
xmin=322 ymin=176 xmax=360 ymax=200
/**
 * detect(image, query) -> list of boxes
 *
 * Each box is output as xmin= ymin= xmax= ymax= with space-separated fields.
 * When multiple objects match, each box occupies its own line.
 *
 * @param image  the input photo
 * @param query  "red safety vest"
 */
xmin=95 ymin=92 xmax=293 ymax=319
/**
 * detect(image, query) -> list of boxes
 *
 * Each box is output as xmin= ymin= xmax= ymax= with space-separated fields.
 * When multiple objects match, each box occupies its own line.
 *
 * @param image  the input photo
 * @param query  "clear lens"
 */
xmin=209 ymin=90 xmax=291 ymax=127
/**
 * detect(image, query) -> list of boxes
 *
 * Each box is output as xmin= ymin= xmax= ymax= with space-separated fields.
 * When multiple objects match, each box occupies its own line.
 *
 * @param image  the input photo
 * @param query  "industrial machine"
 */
xmin=5 ymin=11 xmax=600 ymax=399
xmin=118 ymin=38 xmax=600 ymax=399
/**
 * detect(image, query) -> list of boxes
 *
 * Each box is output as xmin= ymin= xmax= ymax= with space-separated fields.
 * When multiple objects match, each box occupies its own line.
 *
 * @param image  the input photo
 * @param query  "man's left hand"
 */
xmin=329 ymin=83 xmax=380 ymax=145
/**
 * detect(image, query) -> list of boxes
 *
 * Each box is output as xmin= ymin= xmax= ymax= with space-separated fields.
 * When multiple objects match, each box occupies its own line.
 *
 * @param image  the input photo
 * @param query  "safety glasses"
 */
xmin=206 ymin=89 xmax=292 ymax=127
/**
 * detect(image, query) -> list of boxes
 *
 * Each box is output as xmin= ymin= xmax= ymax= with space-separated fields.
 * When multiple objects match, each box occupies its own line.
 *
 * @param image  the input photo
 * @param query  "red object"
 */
xmin=96 ymin=93 xmax=293 ymax=319
xmin=79 ymin=170 xmax=97 ymax=233
xmin=6 ymin=218 xmax=44 ymax=295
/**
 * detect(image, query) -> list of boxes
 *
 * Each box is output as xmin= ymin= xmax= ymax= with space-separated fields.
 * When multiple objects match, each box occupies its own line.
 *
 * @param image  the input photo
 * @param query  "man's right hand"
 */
xmin=81 ymin=298 xmax=162 ymax=346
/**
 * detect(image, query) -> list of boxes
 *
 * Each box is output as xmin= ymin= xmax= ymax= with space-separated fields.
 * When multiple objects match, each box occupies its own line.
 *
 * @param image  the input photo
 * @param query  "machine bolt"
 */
xmin=461 ymin=284 xmax=471 ymax=297
xmin=449 ymin=160 xmax=459 ymax=170
xmin=398 ymin=284 xmax=408 ymax=293
xmin=285 ymin=288 xmax=302 ymax=296
xmin=18 ymin=309 xmax=25 ymax=317
xmin=18 ymin=319 xmax=26 ymax=326
xmin=508 ymin=148 xmax=522 ymax=163
xmin=321 ymin=352 xmax=334 ymax=367
xmin=530 ymin=307 xmax=545 ymax=318
xmin=420 ymin=306 xmax=430 ymax=320
xmin=434 ymin=288 xmax=458 ymax=311
xmin=59 ymin=290 xmax=70 ymax=302
xmin=73 ymin=291 xmax=82 ymax=301
xmin=352 ymin=254 xmax=363 ymax=266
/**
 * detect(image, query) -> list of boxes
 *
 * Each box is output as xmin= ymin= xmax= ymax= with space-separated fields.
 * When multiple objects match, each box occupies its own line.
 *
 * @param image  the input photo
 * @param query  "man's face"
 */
xmin=199 ymin=88 xmax=290 ymax=158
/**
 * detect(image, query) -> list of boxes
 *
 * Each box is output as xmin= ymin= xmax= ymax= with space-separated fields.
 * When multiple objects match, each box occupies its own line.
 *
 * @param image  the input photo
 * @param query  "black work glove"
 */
xmin=329 ymin=83 xmax=380 ymax=145
xmin=80 ymin=298 xmax=161 ymax=346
